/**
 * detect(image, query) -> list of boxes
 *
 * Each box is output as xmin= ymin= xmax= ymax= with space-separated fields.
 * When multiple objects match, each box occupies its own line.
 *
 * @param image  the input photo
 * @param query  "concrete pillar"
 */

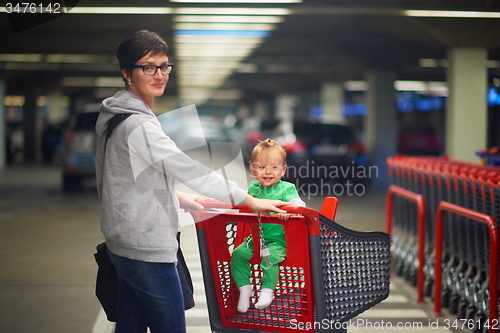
xmin=446 ymin=47 xmax=487 ymax=162
xmin=253 ymin=100 xmax=268 ymax=119
xmin=47 ymin=91 xmax=66 ymax=124
xmin=275 ymin=94 xmax=296 ymax=137
xmin=321 ymin=81 xmax=344 ymax=123
xmin=364 ymin=70 xmax=397 ymax=189
xmin=275 ymin=94 xmax=295 ymax=121
xmin=0 ymin=79 xmax=5 ymax=170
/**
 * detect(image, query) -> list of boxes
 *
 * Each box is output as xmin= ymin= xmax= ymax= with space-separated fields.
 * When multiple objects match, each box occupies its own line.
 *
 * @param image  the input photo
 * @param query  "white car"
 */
xmin=61 ymin=104 xmax=100 ymax=192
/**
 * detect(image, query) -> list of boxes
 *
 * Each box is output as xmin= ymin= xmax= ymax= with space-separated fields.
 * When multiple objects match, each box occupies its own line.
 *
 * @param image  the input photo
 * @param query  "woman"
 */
xmin=95 ymin=30 xmax=286 ymax=333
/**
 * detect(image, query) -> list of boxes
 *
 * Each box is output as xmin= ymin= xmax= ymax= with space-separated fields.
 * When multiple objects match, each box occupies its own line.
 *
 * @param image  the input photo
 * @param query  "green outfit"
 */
xmin=231 ymin=180 xmax=303 ymax=289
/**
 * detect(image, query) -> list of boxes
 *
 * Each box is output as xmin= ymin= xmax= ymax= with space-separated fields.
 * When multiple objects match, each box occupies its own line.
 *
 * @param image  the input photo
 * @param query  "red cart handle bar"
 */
xmin=194 ymin=200 xmax=324 ymax=237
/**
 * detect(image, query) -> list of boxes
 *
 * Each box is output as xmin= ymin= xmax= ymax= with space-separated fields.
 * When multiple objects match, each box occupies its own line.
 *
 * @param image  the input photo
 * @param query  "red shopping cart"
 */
xmin=190 ymin=197 xmax=390 ymax=333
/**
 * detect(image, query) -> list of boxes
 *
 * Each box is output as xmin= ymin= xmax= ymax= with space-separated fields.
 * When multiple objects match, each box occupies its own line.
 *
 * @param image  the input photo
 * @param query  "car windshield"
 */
xmin=293 ymin=122 xmax=355 ymax=144
xmin=74 ymin=112 xmax=99 ymax=131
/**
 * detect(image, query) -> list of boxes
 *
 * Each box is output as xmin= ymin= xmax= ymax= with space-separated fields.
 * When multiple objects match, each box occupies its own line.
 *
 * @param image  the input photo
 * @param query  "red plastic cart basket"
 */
xmin=190 ymin=197 xmax=390 ymax=333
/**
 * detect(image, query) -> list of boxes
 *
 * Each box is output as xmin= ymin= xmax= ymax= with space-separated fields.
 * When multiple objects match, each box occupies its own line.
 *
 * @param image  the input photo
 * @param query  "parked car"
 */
xmin=6 ymin=122 xmax=23 ymax=163
xmin=274 ymin=120 xmax=367 ymax=184
xmin=160 ymin=114 xmax=239 ymax=169
xmin=42 ymin=122 xmax=66 ymax=164
xmin=397 ymin=123 xmax=443 ymax=156
xmin=61 ymin=104 xmax=100 ymax=192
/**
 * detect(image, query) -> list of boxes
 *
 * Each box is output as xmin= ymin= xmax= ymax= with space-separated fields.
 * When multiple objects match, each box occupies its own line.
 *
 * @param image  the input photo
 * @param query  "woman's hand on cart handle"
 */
xmin=176 ymin=191 xmax=204 ymax=212
xmin=243 ymin=195 xmax=287 ymax=217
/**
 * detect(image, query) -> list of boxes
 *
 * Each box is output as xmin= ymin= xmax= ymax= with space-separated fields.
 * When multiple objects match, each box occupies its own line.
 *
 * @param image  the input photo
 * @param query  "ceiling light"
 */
xmin=4 ymin=96 xmax=25 ymax=106
xmin=171 ymin=0 xmax=299 ymax=2
xmin=176 ymin=44 xmax=258 ymax=51
xmin=178 ymin=61 xmax=243 ymax=69
xmin=174 ymin=36 xmax=265 ymax=44
xmin=237 ymin=63 xmax=258 ymax=73
xmin=211 ymin=89 xmax=243 ymax=100
xmin=175 ymin=30 xmax=270 ymax=37
xmin=174 ymin=22 xmax=276 ymax=31
xmin=174 ymin=7 xmax=290 ymax=15
xmin=394 ymin=81 xmax=448 ymax=94
xmin=177 ymin=49 xmax=253 ymax=58
xmin=343 ymin=81 xmax=368 ymax=91
xmin=173 ymin=15 xmax=284 ymax=23
xmin=95 ymin=77 xmax=124 ymax=87
xmin=0 ymin=54 xmax=43 ymax=62
xmin=61 ymin=77 xmax=124 ymax=87
xmin=45 ymin=54 xmax=113 ymax=63
xmin=419 ymin=58 xmax=500 ymax=68
xmin=418 ymin=58 xmax=440 ymax=68
xmin=404 ymin=10 xmax=500 ymax=18
xmin=179 ymin=80 xmax=226 ymax=88
xmin=67 ymin=7 xmax=173 ymax=14
xmin=177 ymin=68 xmax=233 ymax=75
xmin=61 ymin=77 xmax=94 ymax=87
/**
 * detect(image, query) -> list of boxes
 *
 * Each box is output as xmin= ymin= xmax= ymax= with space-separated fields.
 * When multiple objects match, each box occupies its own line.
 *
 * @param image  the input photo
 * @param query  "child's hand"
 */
xmin=244 ymin=195 xmax=287 ymax=217
xmin=277 ymin=213 xmax=291 ymax=220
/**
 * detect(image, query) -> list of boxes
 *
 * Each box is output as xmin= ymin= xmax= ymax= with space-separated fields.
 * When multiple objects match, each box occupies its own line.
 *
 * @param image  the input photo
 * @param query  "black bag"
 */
xmin=94 ymin=241 xmax=195 ymax=321
xmin=177 ymin=232 xmax=195 ymax=310
xmin=94 ymin=242 xmax=118 ymax=322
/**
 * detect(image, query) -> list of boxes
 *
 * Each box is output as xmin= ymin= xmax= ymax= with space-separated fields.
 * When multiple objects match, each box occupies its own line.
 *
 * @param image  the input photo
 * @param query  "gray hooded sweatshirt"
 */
xmin=95 ymin=90 xmax=247 ymax=262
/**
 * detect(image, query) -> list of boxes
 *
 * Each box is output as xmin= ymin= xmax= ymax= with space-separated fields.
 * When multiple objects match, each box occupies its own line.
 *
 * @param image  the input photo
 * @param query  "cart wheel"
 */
xmin=448 ymin=293 xmax=459 ymax=314
xmin=442 ymin=289 xmax=451 ymax=308
xmin=425 ymin=279 xmax=434 ymax=297
xmin=457 ymin=299 xmax=467 ymax=319
xmin=472 ymin=318 xmax=483 ymax=333
xmin=409 ymin=271 xmax=417 ymax=287
xmin=465 ymin=305 xmax=476 ymax=321
xmin=395 ymin=262 xmax=404 ymax=276
xmin=403 ymin=265 xmax=414 ymax=284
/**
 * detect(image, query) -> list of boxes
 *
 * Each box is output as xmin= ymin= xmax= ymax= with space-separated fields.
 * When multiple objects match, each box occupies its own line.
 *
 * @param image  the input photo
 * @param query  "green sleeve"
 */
xmin=282 ymin=182 xmax=301 ymax=202
xmin=247 ymin=181 xmax=263 ymax=198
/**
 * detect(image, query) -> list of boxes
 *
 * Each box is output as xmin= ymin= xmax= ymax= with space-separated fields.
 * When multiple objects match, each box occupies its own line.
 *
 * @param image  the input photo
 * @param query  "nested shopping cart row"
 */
xmin=190 ymin=198 xmax=390 ymax=333
xmin=386 ymin=155 xmax=500 ymax=333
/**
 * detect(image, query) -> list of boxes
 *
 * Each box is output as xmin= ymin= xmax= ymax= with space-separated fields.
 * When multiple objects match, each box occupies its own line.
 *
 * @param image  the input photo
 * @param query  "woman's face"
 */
xmin=122 ymin=52 xmax=169 ymax=107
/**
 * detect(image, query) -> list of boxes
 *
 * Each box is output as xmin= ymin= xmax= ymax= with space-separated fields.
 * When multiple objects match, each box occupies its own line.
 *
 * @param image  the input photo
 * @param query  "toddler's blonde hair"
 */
xmin=249 ymin=139 xmax=287 ymax=166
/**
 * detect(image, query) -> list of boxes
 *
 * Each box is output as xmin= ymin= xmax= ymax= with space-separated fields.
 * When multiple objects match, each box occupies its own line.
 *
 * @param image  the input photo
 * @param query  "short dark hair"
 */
xmin=116 ymin=30 xmax=169 ymax=82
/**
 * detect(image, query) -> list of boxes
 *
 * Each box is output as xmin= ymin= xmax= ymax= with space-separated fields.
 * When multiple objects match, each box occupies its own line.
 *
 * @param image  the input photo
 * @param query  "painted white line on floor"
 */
xmin=357 ymin=309 xmax=429 ymax=318
xmin=91 ymin=308 xmax=114 ymax=333
xmin=185 ymin=308 xmax=210 ymax=318
xmin=382 ymin=294 xmax=410 ymax=303
xmin=348 ymin=327 xmax=451 ymax=332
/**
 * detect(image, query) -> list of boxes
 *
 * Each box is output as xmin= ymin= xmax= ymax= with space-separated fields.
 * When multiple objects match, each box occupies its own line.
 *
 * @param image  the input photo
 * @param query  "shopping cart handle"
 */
xmin=198 ymin=199 xmax=309 ymax=216
xmin=192 ymin=199 xmax=326 ymax=237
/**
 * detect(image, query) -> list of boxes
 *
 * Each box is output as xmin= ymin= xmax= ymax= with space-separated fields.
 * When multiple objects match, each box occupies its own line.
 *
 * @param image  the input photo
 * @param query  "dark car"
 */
xmin=61 ymin=105 xmax=100 ymax=192
xmin=42 ymin=123 xmax=66 ymax=164
xmin=275 ymin=120 xmax=367 ymax=185
xmin=397 ymin=123 xmax=443 ymax=156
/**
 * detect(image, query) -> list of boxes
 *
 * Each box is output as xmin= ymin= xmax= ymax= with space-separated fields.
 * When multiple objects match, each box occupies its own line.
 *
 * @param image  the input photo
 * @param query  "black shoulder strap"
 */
xmin=104 ymin=113 xmax=132 ymax=153
xmin=106 ymin=113 xmax=132 ymax=140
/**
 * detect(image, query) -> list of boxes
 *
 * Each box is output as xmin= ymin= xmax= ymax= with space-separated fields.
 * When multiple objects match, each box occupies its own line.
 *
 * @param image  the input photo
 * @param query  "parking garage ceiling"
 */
xmin=1 ymin=0 xmax=500 ymax=104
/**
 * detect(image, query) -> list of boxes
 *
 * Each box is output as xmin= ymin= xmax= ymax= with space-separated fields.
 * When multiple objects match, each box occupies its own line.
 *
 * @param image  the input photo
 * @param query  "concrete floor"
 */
xmin=0 ymin=165 xmax=460 ymax=333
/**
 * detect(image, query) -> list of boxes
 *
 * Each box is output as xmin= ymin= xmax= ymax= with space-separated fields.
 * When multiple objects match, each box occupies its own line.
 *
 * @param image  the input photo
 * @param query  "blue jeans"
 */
xmin=107 ymin=251 xmax=186 ymax=333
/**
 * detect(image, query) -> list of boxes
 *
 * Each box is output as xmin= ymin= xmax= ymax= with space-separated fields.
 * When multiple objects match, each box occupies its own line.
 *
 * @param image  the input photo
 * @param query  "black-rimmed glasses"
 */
xmin=132 ymin=63 xmax=174 ymax=75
